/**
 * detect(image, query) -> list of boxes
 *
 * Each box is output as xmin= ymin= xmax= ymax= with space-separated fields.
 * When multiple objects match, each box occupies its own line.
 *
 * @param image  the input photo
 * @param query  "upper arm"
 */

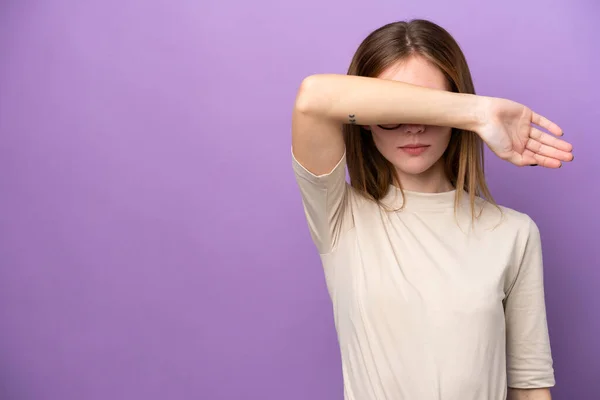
xmin=291 ymin=147 xmax=351 ymax=255
xmin=508 ymin=388 xmax=552 ymax=400
xmin=504 ymin=217 xmax=555 ymax=389
xmin=291 ymin=75 xmax=346 ymax=176
xmin=290 ymin=77 xmax=353 ymax=254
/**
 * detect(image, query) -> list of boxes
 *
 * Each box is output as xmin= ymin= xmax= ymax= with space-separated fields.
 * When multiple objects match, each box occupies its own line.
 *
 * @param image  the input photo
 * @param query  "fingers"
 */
xmin=531 ymin=112 xmax=563 ymax=136
xmin=525 ymin=127 xmax=574 ymax=169
xmin=519 ymin=142 xmax=568 ymax=168
xmin=512 ymin=150 xmax=538 ymax=166
xmin=529 ymin=127 xmax=573 ymax=152
xmin=529 ymin=127 xmax=573 ymax=153
xmin=532 ymin=153 xmax=563 ymax=168
xmin=526 ymin=137 xmax=573 ymax=161
xmin=510 ymin=112 xmax=573 ymax=169
xmin=514 ymin=149 xmax=562 ymax=168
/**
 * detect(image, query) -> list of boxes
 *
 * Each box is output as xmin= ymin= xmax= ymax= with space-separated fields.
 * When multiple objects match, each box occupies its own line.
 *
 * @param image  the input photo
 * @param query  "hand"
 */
xmin=475 ymin=97 xmax=573 ymax=168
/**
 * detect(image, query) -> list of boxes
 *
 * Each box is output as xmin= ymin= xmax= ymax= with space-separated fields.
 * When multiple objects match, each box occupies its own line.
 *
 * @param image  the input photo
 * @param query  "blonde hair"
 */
xmin=343 ymin=19 xmax=496 ymax=218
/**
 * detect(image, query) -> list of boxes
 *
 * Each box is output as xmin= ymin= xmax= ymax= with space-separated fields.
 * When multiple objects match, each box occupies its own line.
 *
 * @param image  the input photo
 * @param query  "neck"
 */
xmin=394 ymin=160 xmax=453 ymax=193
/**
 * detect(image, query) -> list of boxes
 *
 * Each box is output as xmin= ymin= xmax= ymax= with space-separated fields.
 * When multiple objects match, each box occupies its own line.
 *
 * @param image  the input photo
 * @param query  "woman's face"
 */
xmin=367 ymin=55 xmax=453 ymax=177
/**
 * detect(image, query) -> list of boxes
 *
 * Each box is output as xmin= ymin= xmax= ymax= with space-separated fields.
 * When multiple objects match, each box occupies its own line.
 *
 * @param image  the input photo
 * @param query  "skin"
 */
xmin=366 ymin=55 xmax=455 ymax=193
xmin=509 ymin=387 xmax=552 ymax=400
xmin=367 ymin=56 xmax=555 ymax=398
xmin=292 ymin=55 xmax=572 ymax=400
xmin=292 ymin=71 xmax=573 ymax=179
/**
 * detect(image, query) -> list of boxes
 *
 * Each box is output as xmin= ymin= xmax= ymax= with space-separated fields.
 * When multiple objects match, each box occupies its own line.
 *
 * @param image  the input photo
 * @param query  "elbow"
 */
xmin=294 ymin=74 xmax=326 ymax=115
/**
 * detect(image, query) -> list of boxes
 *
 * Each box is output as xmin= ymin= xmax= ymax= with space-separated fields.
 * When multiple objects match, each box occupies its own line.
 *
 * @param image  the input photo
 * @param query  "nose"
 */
xmin=403 ymin=124 xmax=425 ymax=135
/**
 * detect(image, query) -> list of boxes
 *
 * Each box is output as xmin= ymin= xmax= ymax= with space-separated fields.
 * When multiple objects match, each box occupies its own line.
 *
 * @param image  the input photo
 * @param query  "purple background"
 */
xmin=0 ymin=0 xmax=598 ymax=399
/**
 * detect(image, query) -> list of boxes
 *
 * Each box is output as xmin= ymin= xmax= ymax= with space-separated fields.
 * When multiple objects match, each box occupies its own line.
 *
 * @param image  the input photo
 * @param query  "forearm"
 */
xmin=295 ymin=74 xmax=483 ymax=131
xmin=508 ymin=388 xmax=552 ymax=400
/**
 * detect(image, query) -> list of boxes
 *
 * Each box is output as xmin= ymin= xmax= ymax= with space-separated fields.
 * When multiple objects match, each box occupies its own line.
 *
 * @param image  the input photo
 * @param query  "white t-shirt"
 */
xmin=292 ymin=150 xmax=555 ymax=400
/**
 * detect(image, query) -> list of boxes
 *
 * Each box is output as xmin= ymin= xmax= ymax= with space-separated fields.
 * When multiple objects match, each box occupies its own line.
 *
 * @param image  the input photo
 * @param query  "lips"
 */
xmin=399 ymin=144 xmax=430 ymax=156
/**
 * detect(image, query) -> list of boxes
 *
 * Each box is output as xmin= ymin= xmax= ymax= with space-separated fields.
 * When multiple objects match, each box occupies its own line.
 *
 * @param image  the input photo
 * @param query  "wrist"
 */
xmin=458 ymin=94 xmax=489 ymax=133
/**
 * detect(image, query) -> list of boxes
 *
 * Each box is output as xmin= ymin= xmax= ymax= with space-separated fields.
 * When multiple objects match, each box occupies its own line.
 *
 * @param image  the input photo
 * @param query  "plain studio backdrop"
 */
xmin=0 ymin=0 xmax=598 ymax=399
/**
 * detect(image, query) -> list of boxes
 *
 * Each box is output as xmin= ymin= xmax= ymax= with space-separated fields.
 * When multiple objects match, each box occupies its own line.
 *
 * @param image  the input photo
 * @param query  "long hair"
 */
xmin=343 ymin=19 xmax=496 ymax=217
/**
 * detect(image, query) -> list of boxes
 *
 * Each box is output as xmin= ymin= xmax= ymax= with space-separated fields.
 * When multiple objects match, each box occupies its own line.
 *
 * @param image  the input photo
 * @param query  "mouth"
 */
xmin=398 ymin=144 xmax=430 ymax=155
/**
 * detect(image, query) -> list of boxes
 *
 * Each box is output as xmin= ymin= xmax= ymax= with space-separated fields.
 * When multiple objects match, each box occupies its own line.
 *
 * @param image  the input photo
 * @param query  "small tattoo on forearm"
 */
xmin=349 ymin=114 xmax=356 ymax=124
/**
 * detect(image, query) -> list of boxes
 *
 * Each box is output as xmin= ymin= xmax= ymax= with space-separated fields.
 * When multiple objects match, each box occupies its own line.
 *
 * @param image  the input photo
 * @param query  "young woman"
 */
xmin=290 ymin=19 xmax=573 ymax=400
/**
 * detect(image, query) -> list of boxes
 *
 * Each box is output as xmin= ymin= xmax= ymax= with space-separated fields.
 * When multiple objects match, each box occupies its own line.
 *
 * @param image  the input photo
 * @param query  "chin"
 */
xmin=393 ymin=159 xmax=437 ymax=176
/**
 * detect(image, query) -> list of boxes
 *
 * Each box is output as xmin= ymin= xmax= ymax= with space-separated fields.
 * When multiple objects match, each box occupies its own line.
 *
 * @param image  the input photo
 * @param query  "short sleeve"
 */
xmin=291 ymin=147 xmax=352 ymax=254
xmin=504 ymin=218 xmax=555 ymax=389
